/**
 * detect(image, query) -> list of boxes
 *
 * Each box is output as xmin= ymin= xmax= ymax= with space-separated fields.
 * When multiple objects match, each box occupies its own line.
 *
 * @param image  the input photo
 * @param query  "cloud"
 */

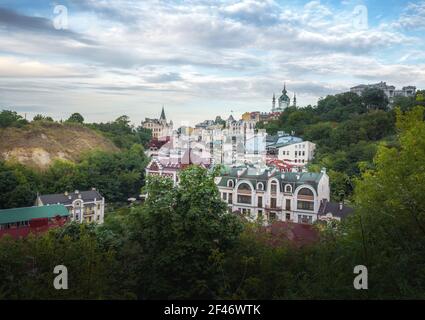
xmin=0 ymin=1 xmax=424 ymax=125
xmin=0 ymin=56 xmax=85 ymax=78
xmin=393 ymin=1 xmax=425 ymax=31
xmin=0 ymin=7 xmax=95 ymax=44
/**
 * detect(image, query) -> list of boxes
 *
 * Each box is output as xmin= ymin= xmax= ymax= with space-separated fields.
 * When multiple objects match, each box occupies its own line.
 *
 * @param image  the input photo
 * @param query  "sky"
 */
xmin=0 ymin=0 xmax=424 ymax=126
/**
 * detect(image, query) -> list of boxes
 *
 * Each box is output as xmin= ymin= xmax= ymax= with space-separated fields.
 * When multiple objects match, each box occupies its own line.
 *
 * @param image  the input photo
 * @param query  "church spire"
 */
xmin=272 ymin=93 xmax=276 ymax=112
xmin=293 ymin=93 xmax=297 ymax=108
xmin=160 ymin=105 xmax=166 ymax=121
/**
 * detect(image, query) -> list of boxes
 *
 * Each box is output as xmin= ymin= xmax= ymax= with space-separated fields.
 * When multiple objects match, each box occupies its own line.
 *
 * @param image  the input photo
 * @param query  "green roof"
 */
xmin=0 ymin=205 xmax=69 ymax=225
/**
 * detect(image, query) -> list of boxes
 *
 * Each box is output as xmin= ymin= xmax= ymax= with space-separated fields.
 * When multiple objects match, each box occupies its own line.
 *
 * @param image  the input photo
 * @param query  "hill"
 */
xmin=0 ymin=121 xmax=119 ymax=169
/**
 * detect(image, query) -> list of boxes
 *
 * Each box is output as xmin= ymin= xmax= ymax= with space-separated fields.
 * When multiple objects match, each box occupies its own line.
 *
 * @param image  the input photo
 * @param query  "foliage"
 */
xmin=66 ymin=113 xmax=84 ymax=124
xmin=0 ymin=110 xmax=28 ymax=128
xmin=87 ymin=115 xmax=152 ymax=149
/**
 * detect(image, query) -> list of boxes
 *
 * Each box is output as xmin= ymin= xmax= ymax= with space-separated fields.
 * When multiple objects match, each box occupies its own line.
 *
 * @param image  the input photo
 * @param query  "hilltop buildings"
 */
xmin=350 ymin=81 xmax=416 ymax=101
xmin=36 ymin=189 xmax=105 ymax=224
xmin=142 ymin=107 xmax=173 ymax=140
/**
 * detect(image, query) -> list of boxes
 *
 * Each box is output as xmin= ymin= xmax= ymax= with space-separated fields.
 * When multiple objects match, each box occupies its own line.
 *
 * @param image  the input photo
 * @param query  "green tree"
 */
xmin=361 ymin=88 xmax=389 ymax=111
xmin=67 ymin=113 xmax=84 ymax=124
xmin=130 ymin=166 xmax=243 ymax=299
xmin=350 ymin=106 xmax=425 ymax=298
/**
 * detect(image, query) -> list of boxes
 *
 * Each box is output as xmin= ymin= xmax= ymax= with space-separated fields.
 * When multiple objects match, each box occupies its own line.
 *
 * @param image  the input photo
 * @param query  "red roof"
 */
xmin=263 ymin=221 xmax=320 ymax=247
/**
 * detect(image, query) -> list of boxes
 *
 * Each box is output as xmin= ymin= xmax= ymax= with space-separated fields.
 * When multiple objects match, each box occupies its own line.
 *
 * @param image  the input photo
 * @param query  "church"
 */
xmin=272 ymin=83 xmax=296 ymax=112
xmin=142 ymin=107 xmax=173 ymax=140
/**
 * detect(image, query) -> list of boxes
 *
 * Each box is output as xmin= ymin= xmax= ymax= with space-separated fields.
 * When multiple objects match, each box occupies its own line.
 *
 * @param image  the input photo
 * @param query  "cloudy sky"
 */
xmin=0 ymin=0 xmax=424 ymax=126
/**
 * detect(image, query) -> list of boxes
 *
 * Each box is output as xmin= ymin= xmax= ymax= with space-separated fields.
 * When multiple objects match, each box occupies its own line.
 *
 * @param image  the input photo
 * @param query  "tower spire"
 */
xmin=160 ymin=105 xmax=166 ymax=121
xmin=293 ymin=93 xmax=297 ymax=108
xmin=272 ymin=93 xmax=276 ymax=112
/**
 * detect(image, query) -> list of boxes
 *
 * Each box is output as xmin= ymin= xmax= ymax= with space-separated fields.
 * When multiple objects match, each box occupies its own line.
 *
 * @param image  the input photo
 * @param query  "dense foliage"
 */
xmin=0 ymin=144 xmax=148 ymax=208
xmin=258 ymin=89 xmax=425 ymax=202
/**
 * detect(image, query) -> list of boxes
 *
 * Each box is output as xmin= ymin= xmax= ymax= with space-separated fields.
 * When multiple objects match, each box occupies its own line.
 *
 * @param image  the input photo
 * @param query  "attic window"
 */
xmin=227 ymin=180 xmax=234 ymax=188
xmin=285 ymin=185 xmax=292 ymax=193
xmin=257 ymin=182 xmax=264 ymax=191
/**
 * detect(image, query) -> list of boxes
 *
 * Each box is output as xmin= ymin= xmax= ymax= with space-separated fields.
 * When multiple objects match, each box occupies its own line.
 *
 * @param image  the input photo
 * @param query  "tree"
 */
xmin=0 ymin=110 xmax=27 ymax=128
xmin=361 ymin=88 xmax=389 ymax=111
xmin=67 ymin=113 xmax=84 ymax=124
xmin=351 ymin=106 xmax=425 ymax=298
xmin=33 ymin=114 xmax=54 ymax=122
xmin=130 ymin=166 xmax=243 ymax=299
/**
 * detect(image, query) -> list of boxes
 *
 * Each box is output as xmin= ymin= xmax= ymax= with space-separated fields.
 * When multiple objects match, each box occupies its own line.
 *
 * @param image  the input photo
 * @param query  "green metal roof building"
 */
xmin=0 ymin=205 xmax=69 ymax=225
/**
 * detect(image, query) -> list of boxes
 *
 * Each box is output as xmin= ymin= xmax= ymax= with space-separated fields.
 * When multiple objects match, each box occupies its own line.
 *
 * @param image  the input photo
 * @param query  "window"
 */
xmin=223 ymin=193 xmax=227 ymax=201
xmin=238 ymin=195 xmax=251 ymax=204
xmin=286 ymin=213 xmax=291 ymax=221
xmin=257 ymin=182 xmax=264 ymax=191
xmin=285 ymin=185 xmax=292 ymax=193
xmin=269 ymin=212 xmax=277 ymax=221
xmin=227 ymin=180 xmax=234 ymax=188
xmin=297 ymin=201 xmax=314 ymax=211
xmin=298 ymin=215 xmax=313 ymax=224
xmin=286 ymin=199 xmax=291 ymax=210
xmin=271 ymin=181 xmax=278 ymax=194
xmin=298 ymin=188 xmax=314 ymax=196
xmin=271 ymin=198 xmax=277 ymax=209
xmin=258 ymin=196 xmax=263 ymax=208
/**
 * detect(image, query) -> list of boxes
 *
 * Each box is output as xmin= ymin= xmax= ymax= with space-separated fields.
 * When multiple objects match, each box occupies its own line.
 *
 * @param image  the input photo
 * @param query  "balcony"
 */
xmin=265 ymin=206 xmax=282 ymax=211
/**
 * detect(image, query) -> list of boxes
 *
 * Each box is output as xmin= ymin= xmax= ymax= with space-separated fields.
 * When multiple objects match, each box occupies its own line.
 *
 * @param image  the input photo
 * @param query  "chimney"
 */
xmin=339 ymin=202 xmax=343 ymax=210
xmin=91 ymin=187 xmax=96 ymax=191
xmin=78 ymin=194 xmax=82 ymax=199
xmin=64 ymin=191 xmax=68 ymax=196
xmin=75 ymin=190 xmax=79 ymax=194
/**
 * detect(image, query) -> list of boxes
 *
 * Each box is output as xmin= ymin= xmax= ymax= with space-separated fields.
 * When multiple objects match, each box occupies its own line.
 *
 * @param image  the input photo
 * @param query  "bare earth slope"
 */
xmin=0 ymin=122 xmax=119 ymax=169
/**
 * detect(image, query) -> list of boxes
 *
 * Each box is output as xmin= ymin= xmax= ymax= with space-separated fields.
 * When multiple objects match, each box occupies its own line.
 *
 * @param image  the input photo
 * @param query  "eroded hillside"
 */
xmin=0 ymin=122 xmax=119 ymax=169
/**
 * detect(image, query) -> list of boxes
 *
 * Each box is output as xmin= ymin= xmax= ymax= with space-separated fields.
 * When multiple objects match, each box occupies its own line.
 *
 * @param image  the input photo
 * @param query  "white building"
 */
xmin=36 ymin=189 xmax=105 ymax=224
xmin=350 ymin=81 xmax=416 ymax=101
xmin=267 ymin=133 xmax=316 ymax=166
xmin=216 ymin=166 xmax=330 ymax=225
xmin=277 ymin=140 xmax=316 ymax=166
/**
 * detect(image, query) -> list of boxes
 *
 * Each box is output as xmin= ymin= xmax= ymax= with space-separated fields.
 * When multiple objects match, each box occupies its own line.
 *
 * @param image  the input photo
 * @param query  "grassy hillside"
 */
xmin=0 ymin=121 xmax=119 ymax=169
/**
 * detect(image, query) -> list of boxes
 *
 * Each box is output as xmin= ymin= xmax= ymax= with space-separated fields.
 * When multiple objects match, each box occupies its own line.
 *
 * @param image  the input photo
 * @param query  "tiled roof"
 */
xmin=318 ymin=200 xmax=354 ymax=219
xmin=39 ymin=190 xmax=103 ymax=205
xmin=0 ymin=205 xmax=69 ymax=225
xmin=217 ymin=167 xmax=323 ymax=192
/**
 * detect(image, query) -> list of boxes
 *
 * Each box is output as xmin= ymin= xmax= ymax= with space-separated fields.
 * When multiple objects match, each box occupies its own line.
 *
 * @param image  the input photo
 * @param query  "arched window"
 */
xmin=238 ymin=183 xmax=252 ymax=191
xmin=285 ymin=184 xmax=292 ymax=193
xmin=227 ymin=180 xmax=234 ymax=188
xmin=270 ymin=181 xmax=278 ymax=194
xmin=257 ymin=182 xmax=264 ymax=191
xmin=237 ymin=183 xmax=252 ymax=204
xmin=298 ymin=188 xmax=314 ymax=197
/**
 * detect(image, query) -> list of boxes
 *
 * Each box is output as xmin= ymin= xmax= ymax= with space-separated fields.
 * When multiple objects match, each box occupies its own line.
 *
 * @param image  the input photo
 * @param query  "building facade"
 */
xmin=0 ymin=205 xmax=69 ymax=238
xmin=142 ymin=107 xmax=173 ymax=139
xmin=350 ymin=81 xmax=416 ymax=101
xmin=216 ymin=166 xmax=330 ymax=225
xmin=36 ymin=189 xmax=105 ymax=224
